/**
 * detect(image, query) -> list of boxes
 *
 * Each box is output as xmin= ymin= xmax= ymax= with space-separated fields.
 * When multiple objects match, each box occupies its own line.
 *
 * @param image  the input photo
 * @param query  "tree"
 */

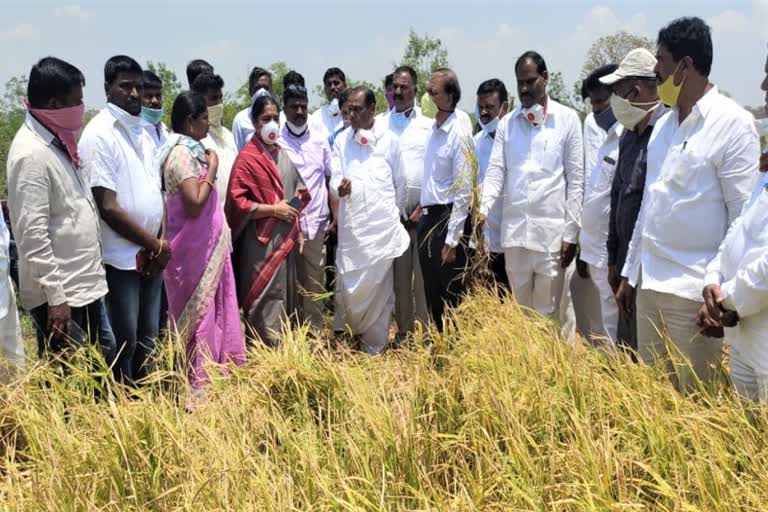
xmin=547 ymin=71 xmax=578 ymax=111
xmin=146 ymin=62 xmax=182 ymax=126
xmin=580 ymin=30 xmax=655 ymax=79
xmin=0 ymin=75 xmax=28 ymax=194
xmin=398 ymin=28 xmax=449 ymax=99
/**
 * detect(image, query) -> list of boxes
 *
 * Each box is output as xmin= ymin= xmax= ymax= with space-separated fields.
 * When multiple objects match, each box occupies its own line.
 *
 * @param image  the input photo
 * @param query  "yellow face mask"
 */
xmin=420 ymin=92 xmax=437 ymax=119
xmin=657 ymin=60 xmax=686 ymax=107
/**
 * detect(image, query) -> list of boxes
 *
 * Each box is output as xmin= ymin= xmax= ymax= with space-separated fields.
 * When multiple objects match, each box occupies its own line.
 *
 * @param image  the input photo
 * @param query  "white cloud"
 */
xmin=707 ymin=10 xmax=751 ymax=34
xmin=53 ymin=5 xmax=91 ymax=20
xmin=0 ymin=22 xmax=38 ymax=42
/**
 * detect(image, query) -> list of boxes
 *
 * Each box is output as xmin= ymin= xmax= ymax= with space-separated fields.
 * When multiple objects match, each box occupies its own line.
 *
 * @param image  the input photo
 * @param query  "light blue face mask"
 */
xmin=141 ymin=106 xmax=164 ymax=126
xmin=390 ymin=107 xmax=413 ymax=132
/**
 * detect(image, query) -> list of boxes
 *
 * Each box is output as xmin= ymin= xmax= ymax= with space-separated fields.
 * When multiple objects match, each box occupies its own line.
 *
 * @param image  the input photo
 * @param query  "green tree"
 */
xmin=146 ymin=62 xmax=182 ymax=126
xmin=398 ymin=28 xmax=449 ymax=99
xmin=0 ymin=75 xmax=28 ymax=195
xmin=547 ymin=71 xmax=578 ymax=111
xmin=581 ymin=30 xmax=655 ymax=79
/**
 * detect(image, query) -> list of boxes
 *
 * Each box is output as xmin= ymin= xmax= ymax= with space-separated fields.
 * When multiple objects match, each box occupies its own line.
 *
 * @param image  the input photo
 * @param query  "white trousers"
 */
xmin=393 ymin=226 xmax=428 ymax=335
xmin=730 ymin=343 xmax=768 ymax=402
xmin=504 ymin=247 xmax=565 ymax=317
xmin=339 ymin=260 xmax=395 ymax=355
xmin=587 ymin=263 xmax=618 ymax=346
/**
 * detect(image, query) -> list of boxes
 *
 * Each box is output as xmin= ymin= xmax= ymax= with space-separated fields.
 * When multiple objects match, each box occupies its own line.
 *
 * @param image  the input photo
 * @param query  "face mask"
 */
xmin=286 ymin=119 xmax=308 ymax=135
xmin=26 ymin=101 xmax=85 ymax=168
xmin=657 ymin=61 xmax=686 ymax=107
xmin=390 ymin=108 xmax=413 ymax=132
xmin=327 ymin=98 xmax=340 ymax=116
xmin=593 ymin=107 xmax=617 ymax=132
xmin=354 ymin=128 xmax=376 ymax=147
xmin=260 ymin=120 xmax=279 ymax=145
xmin=756 ymin=117 xmax=768 ymax=137
xmin=207 ymin=104 xmax=224 ymax=128
xmin=610 ymin=94 xmax=659 ymax=130
xmin=140 ymin=106 xmax=163 ymax=126
xmin=521 ymin=103 xmax=546 ymax=125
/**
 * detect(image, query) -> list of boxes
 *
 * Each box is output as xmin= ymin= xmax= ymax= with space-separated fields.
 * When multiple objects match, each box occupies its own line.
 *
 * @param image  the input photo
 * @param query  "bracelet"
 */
xmin=202 ymin=179 xmax=215 ymax=189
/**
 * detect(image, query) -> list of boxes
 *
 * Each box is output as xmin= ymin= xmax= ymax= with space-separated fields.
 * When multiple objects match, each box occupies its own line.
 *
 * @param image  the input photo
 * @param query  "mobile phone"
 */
xmin=288 ymin=196 xmax=302 ymax=209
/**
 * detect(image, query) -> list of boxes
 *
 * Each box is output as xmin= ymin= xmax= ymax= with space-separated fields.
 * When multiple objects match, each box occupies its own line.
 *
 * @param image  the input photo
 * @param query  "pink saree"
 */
xmin=161 ymin=136 xmax=245 ymax=388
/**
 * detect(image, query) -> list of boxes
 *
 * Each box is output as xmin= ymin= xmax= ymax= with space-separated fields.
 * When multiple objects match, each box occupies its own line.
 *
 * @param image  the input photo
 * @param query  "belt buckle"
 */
xmin=421 ymin=207 xmax=429 ymax=216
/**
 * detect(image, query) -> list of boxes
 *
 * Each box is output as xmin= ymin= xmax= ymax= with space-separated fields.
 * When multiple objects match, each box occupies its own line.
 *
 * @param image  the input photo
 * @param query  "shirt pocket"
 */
xmin=663 ymin=147 xmax=707 ymax=191
xmin=592 ymin=158 xmax=617 ymax=195
xmin=434 ymin=145 xmax=453 ymax=183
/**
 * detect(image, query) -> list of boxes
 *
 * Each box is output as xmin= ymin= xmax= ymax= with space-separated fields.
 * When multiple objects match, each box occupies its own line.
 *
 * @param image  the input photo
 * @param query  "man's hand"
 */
xmin=338 ymin=178 xmax=352 ymax=197
xmin=608 ymin=265 xmax=621 ymax=294
xmin=441 ymin=244 xmax=457 ymax=266
xmin=615 ymin=278 xmax=634 ymax=317
xmin=576 ymin=259 xmax=590 ymax=279
xmin=48 ymin=303 xmax=71 ymax=340
xmin=702 ymin=284 xmax=724 ymax=323
xmin=327 ymin=218 xmax=338 ymax=234
xmin=408 ymin=206 xmax=421 ymax=225
xmin=154 ymin=239 xmax=171 ymax=269
xmin=560 ymin=241 xmax=577 ymax=269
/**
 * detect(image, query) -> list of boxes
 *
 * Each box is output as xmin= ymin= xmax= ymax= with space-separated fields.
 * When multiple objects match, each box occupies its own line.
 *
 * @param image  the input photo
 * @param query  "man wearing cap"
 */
xmin=481 ymin=51 xmax=584 ymax=321
xmin=601 ymin=48 xmax=663 ymax=352
xmin=618 ymin=17 xmax=759 ymax=391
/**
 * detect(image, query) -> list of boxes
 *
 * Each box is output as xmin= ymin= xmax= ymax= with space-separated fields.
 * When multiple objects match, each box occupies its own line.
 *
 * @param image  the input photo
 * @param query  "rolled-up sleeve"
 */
xmin=80 ymin=133 xmax=117 ymax=191
xmin=10 ymin=158 xmax=67 ymax=306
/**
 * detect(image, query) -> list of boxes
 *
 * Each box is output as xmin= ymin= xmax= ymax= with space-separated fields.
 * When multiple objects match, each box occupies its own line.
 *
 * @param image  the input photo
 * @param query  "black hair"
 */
xmin=384 ymin=73 xmax=394 ymax=89
xmin=283 ymin=84 xmax=308 ymax=105
xmin=191 ymin=72 xmax=225 ymax=95
xmin=580 ymin=80 xmax=589 ymax=100
xmin=283 ymin=70 xmax=305 ymax=88
xmin=476 ymin=78 xmax=509 ymax=105
xmin=104 ymin=55 xmax=142 ymax=84
xmin=584 ymin=64 xmax=619 ymax=95
xmin=393 ymin=65 xmax=418 ymax=89
xmin=323 ymin=67 xmax=346 ymax=85
xmin=186 ymin=59 xmax=213 ymax=86
xmin=337 ymin=88 xmax=351 ymax=108
xmin=142 ymin=70 xmax=162 ymax=91
xmin=170 ymin=90 xmax=207 ymax=134
xmin=657 ymin=16 xmax=713 ymax=77
xmin=349 ymin=86 xmax=376 ymax=109
xmin=433 ymin=68 xmax=461 ymax=108
xmin=250 ymin=94 xmax=279 ymax=122
xmin=515 ymin=51 xmax=548 ymax=75
xmin=27 ymin=56 xmax=86 ymax=109
xmin=248 ymin=66 xmax=272 ymax=96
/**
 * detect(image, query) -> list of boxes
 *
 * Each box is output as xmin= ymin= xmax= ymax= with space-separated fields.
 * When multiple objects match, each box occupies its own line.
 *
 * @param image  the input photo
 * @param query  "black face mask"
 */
xmin=594 ymin=106 xmax=617 ymax=132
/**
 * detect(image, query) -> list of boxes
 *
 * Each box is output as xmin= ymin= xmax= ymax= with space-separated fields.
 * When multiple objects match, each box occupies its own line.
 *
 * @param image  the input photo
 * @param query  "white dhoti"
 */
xmin=339 ymin=259 xmax=395 ymax=354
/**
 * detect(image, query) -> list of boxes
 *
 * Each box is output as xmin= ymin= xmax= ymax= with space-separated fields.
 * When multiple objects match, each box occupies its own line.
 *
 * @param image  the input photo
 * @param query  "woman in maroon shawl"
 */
xmin=225 ymin=95 xmax=309 ymax=346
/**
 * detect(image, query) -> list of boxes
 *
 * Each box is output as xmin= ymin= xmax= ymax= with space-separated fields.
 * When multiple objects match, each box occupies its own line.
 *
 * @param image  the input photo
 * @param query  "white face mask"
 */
xmin=610 ymin=93 xmax=659 ymax=131
xmin=328 ymin=98 xmax=340 ymax=116
xmin=474 ymin=102 xmax=500 ymax=134
xmin=354 ymin=128 xmax=376 ymax=147
xmin=756 ymin=117 xmax=768 ymax=137
xmin=521 ymin=103 xmax=545 ymax=125
xmin=260 ymin=120 xmax=279 ymax=145
xmin=390 ymin=108 xmax=413 ymax=132
xmin=286 ymin=120 xmax=308 ymax=135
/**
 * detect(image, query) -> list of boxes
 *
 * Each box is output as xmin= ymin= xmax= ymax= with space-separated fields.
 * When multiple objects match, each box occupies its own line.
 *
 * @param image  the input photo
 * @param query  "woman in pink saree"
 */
xmin=158 ymin=91 xmax=245 ymax=389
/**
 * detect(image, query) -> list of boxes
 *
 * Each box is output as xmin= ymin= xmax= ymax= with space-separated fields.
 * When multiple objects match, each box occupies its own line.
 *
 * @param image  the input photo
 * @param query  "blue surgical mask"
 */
xmin=390 ymin=107 xmax=413 ymax=132
xmin=140 ymin=106 xmax=164 ymax=126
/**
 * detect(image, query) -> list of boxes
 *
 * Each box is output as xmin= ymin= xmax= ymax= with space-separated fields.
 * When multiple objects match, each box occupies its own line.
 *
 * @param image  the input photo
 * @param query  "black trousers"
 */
xmin=489 ymin=251 xmax=510 ymax=294
xmin=416 ymin=204 xmax=470 ymax=332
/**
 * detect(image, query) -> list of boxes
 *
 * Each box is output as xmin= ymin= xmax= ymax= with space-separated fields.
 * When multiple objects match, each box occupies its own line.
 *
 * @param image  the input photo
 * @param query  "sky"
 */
xmin=1 ymin=0 xmax=766 ymax=113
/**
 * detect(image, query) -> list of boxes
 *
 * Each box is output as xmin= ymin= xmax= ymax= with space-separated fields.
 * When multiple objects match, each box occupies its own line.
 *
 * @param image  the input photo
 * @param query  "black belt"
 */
xmin=421 ymin=203 xmax=452 ymax=217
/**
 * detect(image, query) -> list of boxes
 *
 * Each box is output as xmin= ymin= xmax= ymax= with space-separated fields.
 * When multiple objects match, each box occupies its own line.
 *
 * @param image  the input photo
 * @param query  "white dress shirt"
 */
xmin=579 ymin=121 xmax=623 ymax=268
xmin=143 ymin=120 xmax=168 ymax=150
xmin=311 ymin=104 xmax=344 ymax=144
xmin=329 ymin=124 xmax=408 ymax=274
xmin=202 ymin=125 xmax=238 ymax=210
xmin=421 ymin=109 xmax=474 ymax=247
xmin=705 ymin=186 xmax=768 ymax=369
xmin=80 ymin=103 xmax=164 ymax=271
xmin=377 ymin=106 xmax=433 ymax=214
xmin=583 ymin=112 xmax=607 ymax=177
xmin=622 ymin=87 xmax=760 ymax=302
xmin=481 ymin=98 xmax=585 ymax=254
xmin=474 ymin=129 xmax=504 ymax=253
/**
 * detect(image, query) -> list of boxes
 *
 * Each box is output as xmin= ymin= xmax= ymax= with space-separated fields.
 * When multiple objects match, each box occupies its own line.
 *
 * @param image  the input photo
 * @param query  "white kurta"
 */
xmin=329 ymin=126 xmax=409 ymax=353
xmin=202 ymin=125 xmax=238 ymax=210
xmin=0 ymin=207 xmax=23 ymax=380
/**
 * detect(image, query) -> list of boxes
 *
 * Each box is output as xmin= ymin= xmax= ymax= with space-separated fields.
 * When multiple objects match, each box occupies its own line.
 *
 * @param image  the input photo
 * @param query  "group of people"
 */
xmin=1 ymin=15 xmax=768 ymax=403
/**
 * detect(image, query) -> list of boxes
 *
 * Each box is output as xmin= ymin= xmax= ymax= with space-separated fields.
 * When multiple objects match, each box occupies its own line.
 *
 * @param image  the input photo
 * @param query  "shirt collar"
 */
xmin=434 ymin=111 xmax=458 ymax=133
xmin=691 ymin=85 xmax=719 ymax=119
xmin=24 ymin=113 xmax=55 ymax=146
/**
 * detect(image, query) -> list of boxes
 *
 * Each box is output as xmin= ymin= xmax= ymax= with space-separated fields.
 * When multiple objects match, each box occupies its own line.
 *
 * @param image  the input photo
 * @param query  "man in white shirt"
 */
xmin=618 ymin=17 xmax=760 ymax=391
xmin=192 ymin=72 xmax=237 ymax=209
xmin=140 ymin=70 xmax=168 ymax=149
xmin=418 ymin=68 xmax=474 ymax=333
xmin=379 ymin=65 xmax=433 ymax=340
xmin=481 ymin=51 xmax=584 ymax=319
xmin=81 ymin=55 xmax=170 ymax=386
xmin=279 ymin=84 xmax=334 ymax=331
xmin=311 ymin=67 xmax=347 ymax=144
xmin=576 ymin=64 xmax=622 ymax=347
xmin=474 ymin=78 xmax=510 ymax=290
xmin=330 ymin=87 xmax=409 ymax=354
xmin=0 ymin=205 xmax=22 ymax=381
xmin=232 ymin=66 xmax=273 ymax=152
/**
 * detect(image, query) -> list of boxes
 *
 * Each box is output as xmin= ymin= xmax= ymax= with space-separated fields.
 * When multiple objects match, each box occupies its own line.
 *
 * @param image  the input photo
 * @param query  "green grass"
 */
xmin=0 ymin=289 xmax=766 ymax=510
